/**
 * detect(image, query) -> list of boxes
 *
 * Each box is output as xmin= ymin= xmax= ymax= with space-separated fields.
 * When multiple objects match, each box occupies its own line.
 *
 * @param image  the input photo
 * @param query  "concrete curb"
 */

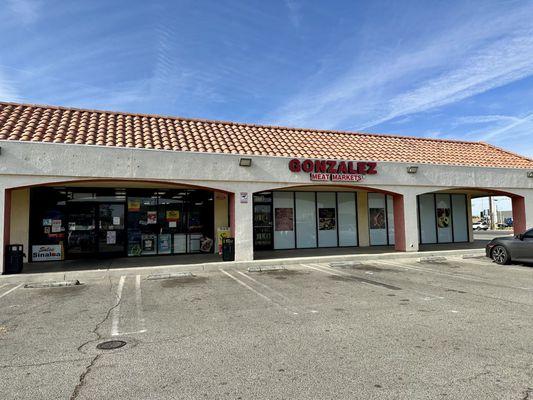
xmin=0 ymin=248 xmax=485 ymax=284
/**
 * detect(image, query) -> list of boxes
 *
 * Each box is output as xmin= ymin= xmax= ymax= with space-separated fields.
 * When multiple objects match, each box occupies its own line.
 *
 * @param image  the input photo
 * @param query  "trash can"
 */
xmin=4 ymin=244 xmax=24 ymax=274
xmin=222 ymin=238 xmax=235 ymax=262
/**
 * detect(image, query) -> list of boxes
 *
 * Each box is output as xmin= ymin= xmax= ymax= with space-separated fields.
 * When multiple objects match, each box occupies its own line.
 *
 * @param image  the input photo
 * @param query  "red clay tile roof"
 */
xmin=0 ymin=101 xmax=532 ymax=169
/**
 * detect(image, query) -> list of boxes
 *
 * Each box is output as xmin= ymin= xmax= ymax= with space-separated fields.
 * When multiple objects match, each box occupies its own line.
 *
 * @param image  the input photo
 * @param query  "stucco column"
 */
xmin=231 ymin=191 xmax=254 ymax=262
xmin=395 ymin=191 xmax=419 ymax=252
xmin=0 ymin=188 xmax=9 ymax=274
xmin=512 ymin=196 xmax=527 ymax=235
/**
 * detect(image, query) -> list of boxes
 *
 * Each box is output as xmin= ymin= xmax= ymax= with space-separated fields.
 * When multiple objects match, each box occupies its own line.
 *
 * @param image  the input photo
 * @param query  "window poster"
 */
xmin=128 ymin=199 xmax=141 ymax=212
xmin=106 ymin=230 xmax=116 ymax=245
xmin=147 ymin=211 xmax=157 ymax=224
xmin=166 ymin=210 xmax=179 ymax=221
xmin=318 ymin=208 xmax=336 ymax=230
xmin=113 ymin=216 xmax=121 ymax=226
xmin=369 ymin=208 xmax=386 ymax=230
xmin=42 ymin=219 xmax=52 ymax=226
xmin=51 ymin=219 xmax=62 ymax=233
xmin=200 ymin=236 xmax=213 ymax=253
xmin=275 ymin=208 xmax=294 ymax=231
xmin=437 ymin=207 xmax=451 ymax=228
xmin=169 ymin=221 xmax=177 ymax=228
xmin=142 ymin=235 xmax=156 ymax=251
xmin=158 ymin=234 xmax=171 ymax=254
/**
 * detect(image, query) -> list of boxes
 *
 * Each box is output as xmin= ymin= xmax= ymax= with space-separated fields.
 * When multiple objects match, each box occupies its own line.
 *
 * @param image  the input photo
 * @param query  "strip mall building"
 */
xmin=0 ymin=101 xmax=532 ymax=273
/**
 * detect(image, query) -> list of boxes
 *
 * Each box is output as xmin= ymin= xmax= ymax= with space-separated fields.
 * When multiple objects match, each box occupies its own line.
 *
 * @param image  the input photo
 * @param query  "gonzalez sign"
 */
xmin=288 ymin=159 xmax=377 ymax=182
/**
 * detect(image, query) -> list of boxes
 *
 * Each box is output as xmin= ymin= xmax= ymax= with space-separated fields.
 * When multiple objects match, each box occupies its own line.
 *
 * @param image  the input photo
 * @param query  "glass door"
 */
xmin=253 ymin=203 xmax=273 ymax=250
xmin=98 ymin=203 xmax=126 ymax=256
xmin=66 ymin=204 xmax=97 ymax=258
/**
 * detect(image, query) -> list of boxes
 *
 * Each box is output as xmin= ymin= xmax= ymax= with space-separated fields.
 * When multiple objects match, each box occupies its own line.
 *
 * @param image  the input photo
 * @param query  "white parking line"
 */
xmin=235 ymin=271 xmax=292 ymax=302
xmin=135 ymin=275 xmax=146 ymax=334
xmin=220 ymin=269 xmax=273 ymax=303
xmin=0 ymin=283 xmax=22 ymax=300
xmin=111 ymin=275 xmax=126 ymax=337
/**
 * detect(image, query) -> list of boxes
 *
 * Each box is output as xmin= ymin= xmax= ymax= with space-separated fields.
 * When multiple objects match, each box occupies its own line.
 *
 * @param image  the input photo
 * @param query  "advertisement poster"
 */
xmin=32 ymin=245 xmax=62 ymax=261
xmin=275 ymin=208 xmax=294 ymax=231
xmin=437 ymin=208 xmax=451 ymax=228
xmin=142 ymin=235 xmax=156 ymax=252
xmin=128 ymin=199 xmax=141 ymax=212
xmin=369 ymin=208 xmax=386 ymax=229
xmin=318 ymin=208 xmax=336 ymax=230
xmin=51 ymin=219 xmax=62 ymax=233
xmin=113 ymin=216 xmax=121 ymax=226
xmin=169 ymin=221 xmax=177 ymax=228
xmin=200 ymin=236 xmax=213 ymax=253
xmin=217 ymin=227 xmax=231 ymax=254
xmin=147 ymin=211 xmax=157 ymax=224
xmin=158 ymin=234 xmax=171 ymax=254
xmin=42 ymin=219 xmax=52 ymax=226
xmin=106 ymin=230 xmax=116 ymax=245
xmin=166 ymin=210 xmax=180 ymax=221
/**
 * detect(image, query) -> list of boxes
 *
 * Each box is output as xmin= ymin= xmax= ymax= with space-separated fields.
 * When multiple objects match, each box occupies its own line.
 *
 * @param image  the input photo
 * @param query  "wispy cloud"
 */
xmin=285 ymin=0 xmax=301 ymax=28
xmin=7 ymin=0 xmax=41 ymax=25
xmin=264 ymin=3 xmax=533 ymax=133
xmin=0 ymin=70 xmax=19 ymax=101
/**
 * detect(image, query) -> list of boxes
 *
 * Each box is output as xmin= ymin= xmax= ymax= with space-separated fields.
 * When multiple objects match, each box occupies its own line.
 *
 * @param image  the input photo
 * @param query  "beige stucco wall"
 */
xmin=9 ymin=188 xmax=30 ymax=258
xmin=214 ymin=192 xmax=229 ymax=252
xmin=0 ymin=140 xmax=532 ymax=271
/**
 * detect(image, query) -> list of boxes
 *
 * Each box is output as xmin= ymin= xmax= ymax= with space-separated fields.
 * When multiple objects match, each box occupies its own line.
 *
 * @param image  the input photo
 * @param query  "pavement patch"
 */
xmin=24 ymin=280 xmax=82 ymax=289
xmin=419 ymin=256 xmax=447 ymax=263
xmin=247 ymin=265 xmax=286 ymax=273
xmin=328 ymin=274 xmax=402 ymax=291
xmin=329 ymin=261 xmax=361 ymax=268
xmin=146 ymin=272 xmax=195 ymax=280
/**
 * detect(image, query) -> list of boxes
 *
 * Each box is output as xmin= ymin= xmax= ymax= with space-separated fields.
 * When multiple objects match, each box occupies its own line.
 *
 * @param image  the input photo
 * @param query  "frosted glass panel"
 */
xmin=317 ymin=192 xmax=338 ymax=247
xmin=436 ymin=194 xmax=453 ymax=243
xmin=386 ymin=195 xmax=395 ymax=245
xmin=368 ymin=193 xmax=387 ymax=245
xmin=452 ymin=194 xmax=468 ymax=242
xmin=273 ymin=192 xmax=295 ymax=249
xmin=337 ymin=192 xmax=358 ymax=246
xmin=419 ymin=194 xmax=437 ymax=244
xmin=296 ymin=192 xmax=317 ymax=248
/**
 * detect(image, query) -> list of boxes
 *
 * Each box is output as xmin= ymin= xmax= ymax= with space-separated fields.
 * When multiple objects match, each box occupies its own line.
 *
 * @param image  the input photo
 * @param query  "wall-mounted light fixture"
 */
xmin=407 ymin=166 xmax=418 ymax=174
xmin=528 ymin=171 xmax=533 ymax=178
xmin=239 ymin=158 xmax=252 ymax=167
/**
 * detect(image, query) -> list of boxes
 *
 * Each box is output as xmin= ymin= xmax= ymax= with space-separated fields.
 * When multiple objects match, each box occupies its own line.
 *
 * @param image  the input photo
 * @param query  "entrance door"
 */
xmin=98 ymin=203 xmax=126 ymax=256
xmin=253 ymin=203 xmax=273 ymax=250
xmin=67 ymin=204 xmax=97 ymax=257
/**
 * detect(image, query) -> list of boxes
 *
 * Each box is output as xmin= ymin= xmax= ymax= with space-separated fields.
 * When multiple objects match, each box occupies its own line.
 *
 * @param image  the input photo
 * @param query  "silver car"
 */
xmin=486 ymin=228 xmax=533 ymax=264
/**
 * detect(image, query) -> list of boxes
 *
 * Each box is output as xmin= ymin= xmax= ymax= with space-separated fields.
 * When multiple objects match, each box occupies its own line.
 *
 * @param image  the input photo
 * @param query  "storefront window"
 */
xmin=295 ymin=192 xmax=317 ymax=248
xmin=418 ymin=193 xmax=468 ymax=244
xmin=338 ymin=192 xmax=358 ymax=247
xmin=317 ymin=192 xmax=337 ymax=247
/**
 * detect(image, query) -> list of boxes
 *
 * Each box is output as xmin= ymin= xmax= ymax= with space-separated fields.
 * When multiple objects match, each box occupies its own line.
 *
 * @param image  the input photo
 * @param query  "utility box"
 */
xmin=222 ymin=238 xmax=235 ymax=262
xmin=5 ymin=244 xmax=24 ymax=274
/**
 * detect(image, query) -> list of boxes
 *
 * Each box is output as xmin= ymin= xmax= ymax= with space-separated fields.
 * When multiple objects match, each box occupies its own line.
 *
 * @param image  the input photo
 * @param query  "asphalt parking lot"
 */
xmin=1 ymin=257 xmax=532 ymax=400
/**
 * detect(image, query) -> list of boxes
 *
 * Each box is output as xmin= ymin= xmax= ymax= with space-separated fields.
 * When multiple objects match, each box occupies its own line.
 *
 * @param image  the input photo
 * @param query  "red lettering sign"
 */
xmin=288 ymin=158 xmax=378 ymax=181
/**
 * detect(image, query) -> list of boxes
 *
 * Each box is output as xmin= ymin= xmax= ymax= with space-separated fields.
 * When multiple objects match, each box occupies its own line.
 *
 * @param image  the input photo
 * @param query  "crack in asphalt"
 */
xmin=70 ymin=276 xmax=123 ymax=400
xmin=523 ymin=387 xmax=533 ymax=400
xmin=0 ymin=358 xmax=87 ymax=369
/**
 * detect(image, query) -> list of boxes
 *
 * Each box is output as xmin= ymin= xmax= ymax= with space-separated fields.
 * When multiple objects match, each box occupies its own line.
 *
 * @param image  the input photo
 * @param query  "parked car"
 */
xmin=473 ymin=221 xmax=489 ymax=231
xmin=486 ymin=228 xmax=533 ymax=264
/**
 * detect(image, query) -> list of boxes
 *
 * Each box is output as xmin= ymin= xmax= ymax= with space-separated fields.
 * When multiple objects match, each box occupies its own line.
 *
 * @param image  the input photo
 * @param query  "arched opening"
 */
xmin=416 ymin=188 xmax=526 ymax=249
xmin=4 ymin=179 xmax=231 ymax=272
xmin=250 ymin=184 xmax=407 ymax=259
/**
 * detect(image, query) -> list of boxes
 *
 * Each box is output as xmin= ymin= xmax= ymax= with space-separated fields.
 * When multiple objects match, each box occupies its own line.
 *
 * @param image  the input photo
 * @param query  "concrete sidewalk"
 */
xmin=0 ymin=247 xmax=486 ymax=284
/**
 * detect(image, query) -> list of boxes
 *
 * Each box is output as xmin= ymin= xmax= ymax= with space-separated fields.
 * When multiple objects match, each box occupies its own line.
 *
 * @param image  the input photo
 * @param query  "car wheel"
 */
xmin=491 ymin=245 xmax=510 ymax=265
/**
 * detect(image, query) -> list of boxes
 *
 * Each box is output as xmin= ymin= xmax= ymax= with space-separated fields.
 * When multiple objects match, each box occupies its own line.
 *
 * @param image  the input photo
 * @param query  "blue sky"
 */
xmin=2 ymin=0 xmax=532 ymax=211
